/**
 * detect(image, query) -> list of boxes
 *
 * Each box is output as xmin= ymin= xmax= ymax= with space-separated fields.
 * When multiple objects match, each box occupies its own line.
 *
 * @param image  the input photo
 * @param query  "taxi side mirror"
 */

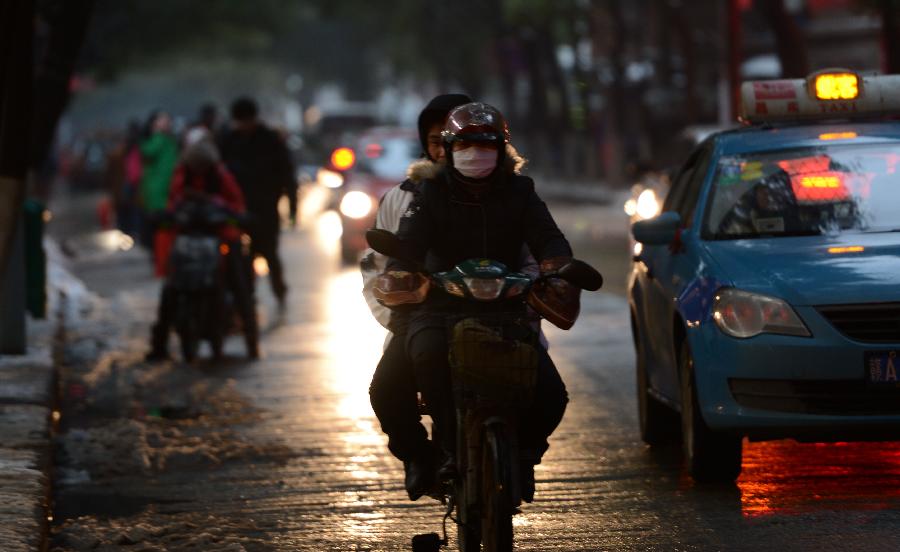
xmin=632 ymin=211 xmax=681 ymax=246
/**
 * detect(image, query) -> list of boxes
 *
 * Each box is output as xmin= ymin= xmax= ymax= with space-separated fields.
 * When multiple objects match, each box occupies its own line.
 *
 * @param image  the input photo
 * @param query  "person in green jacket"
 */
xmin=140 ymin=111 xmax=178 ymax=212
xmin=138 ymin=111 xmax=178 ymax=256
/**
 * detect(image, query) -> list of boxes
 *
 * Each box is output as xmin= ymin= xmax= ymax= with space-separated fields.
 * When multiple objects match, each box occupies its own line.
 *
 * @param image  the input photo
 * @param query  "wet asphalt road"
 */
xmin=51 ymin=200 xmax=900 ymax=551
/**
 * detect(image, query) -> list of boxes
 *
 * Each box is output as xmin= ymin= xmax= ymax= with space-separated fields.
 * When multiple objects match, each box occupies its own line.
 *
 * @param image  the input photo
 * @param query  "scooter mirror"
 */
xmin=557 ymin=260 xmax=603 ymax=291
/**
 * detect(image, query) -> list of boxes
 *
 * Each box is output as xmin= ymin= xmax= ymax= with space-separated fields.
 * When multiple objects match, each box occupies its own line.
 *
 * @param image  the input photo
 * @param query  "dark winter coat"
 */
xmin=218 ymin=125 xmax=296 ymax=237
xmin=389 ymin=167 xmax=571 ymax=287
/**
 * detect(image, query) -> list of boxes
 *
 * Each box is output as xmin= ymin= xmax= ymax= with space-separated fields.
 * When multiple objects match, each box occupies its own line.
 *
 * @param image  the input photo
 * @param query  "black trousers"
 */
xmin=369 ymin=335 xmax=430 ymax=462
xmin=404 ymin=322 xmax=568 ymax=463
xmin=251 ymin=230 xmax=287 ymax=300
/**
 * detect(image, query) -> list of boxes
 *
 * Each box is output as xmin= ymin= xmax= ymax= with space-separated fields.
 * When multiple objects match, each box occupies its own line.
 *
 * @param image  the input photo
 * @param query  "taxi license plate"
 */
xmin=865 ymin=350 xmax=900 ymax=386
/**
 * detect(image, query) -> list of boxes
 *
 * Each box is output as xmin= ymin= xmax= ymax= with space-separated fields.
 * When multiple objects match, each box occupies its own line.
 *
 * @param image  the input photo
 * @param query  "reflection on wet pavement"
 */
xmin=741 ymin=440 xmax=900 ymax=517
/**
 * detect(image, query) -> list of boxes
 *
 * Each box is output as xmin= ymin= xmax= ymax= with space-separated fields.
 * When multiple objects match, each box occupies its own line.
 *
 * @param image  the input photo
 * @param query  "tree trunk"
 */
xmin=670 ymin=2 xmax=699 ymax=124
xmin=758 ymin=0 xmax=808 ymax=78
xmin=593 ymin=0 xmax=627 ymax=186
xmin=0 ymin=0 xmax=34 ymax=277
xmin=31 ymin=1 xmax=95 ymax=169
xmin=881 ymin=0 xmax=900 ymax=73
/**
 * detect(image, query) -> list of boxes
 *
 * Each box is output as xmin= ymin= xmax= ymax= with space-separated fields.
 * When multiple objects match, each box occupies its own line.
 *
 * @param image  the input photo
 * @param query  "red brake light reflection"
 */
xmin=364 ymin=143 xmax=383 ymax=158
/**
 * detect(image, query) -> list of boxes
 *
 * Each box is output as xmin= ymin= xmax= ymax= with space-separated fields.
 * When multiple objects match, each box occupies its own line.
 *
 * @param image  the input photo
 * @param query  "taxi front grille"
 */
xmin=730 ymin=378 xmax=900 ymax=416
xmin=816 ymin=302 xmax=900 ymax=343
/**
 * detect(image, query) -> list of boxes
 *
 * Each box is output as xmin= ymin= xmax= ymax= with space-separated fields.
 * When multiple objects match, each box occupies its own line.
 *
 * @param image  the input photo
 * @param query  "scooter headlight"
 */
xmin=463 ymin=277 xmax=505 ymax=301
xmin=712 ymin=288 xmax=810 ymax=339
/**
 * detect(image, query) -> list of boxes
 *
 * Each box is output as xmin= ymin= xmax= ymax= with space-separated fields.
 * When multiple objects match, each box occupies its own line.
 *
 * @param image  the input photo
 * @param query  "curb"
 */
xmin=0 ymin=238 xmax=93 ymax=551
xmin=0 ymin=342 xmax=55 ymax=552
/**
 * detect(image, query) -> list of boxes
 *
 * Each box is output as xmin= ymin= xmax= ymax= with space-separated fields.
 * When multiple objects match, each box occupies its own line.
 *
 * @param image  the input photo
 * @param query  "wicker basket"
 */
xmin=448 ymin=316 xmax=539 ymax=404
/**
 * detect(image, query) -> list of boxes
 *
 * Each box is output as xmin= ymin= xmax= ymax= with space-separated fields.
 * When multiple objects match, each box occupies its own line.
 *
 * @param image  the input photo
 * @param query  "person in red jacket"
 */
xmin=146 ymin=128 xmax=259 ymax=360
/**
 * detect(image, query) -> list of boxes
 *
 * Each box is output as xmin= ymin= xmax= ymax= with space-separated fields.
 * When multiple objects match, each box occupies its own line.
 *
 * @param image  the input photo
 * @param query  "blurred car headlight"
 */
xmin=712 ymin=288 xmax=810 ymax=339
xmin=317 ymin=168 xmax=344 ymax=189
xmin=635 ymin=189 xmax=661 ymax=220
xmin=340 ymin=191 xmax=374 ymax=219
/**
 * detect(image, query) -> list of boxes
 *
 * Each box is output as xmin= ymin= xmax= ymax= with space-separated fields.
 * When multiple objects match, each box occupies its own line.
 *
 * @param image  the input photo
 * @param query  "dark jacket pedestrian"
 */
xmin=218 ymin=97 xmax=297 ymax=305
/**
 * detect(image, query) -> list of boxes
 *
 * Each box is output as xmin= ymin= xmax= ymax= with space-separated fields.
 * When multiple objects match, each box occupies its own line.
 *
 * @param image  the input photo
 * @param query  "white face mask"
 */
xmin=453 ymin=147 xmax=498 ymax=179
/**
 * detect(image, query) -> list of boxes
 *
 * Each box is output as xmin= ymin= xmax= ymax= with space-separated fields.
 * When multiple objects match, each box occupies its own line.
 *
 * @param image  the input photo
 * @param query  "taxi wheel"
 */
xmin=634 ymin=319 xmax=679 ymax=445
xmin=679 ymin=339 xmax=742 ymax=483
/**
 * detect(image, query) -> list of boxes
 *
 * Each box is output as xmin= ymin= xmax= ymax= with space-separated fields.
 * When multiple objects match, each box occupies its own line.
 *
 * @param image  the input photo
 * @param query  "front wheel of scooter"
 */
xmin=481 ymin=424 xmax=513 ymax=552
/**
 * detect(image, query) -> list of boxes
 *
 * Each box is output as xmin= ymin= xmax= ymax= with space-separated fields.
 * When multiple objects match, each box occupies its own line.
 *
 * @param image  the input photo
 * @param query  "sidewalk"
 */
xmin=0 ymin=239 xmax=96 ymax=552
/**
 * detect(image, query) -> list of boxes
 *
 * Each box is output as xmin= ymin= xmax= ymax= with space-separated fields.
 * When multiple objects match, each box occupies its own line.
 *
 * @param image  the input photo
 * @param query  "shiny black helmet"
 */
xmin=442 ymin=102 xmax=510 ymax=146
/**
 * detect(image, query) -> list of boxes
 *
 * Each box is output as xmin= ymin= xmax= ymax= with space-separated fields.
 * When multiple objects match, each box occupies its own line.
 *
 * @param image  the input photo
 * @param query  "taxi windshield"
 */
xmin=704 ymin=142 xmax=900 ymax=240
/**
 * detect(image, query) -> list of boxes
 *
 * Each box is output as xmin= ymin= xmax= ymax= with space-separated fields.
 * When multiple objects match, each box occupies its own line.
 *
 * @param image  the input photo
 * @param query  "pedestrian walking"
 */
xmin=138 ymin=110 xmax=178 ymax=270
xmin=219 ymin=96 xmax=297 ymax=309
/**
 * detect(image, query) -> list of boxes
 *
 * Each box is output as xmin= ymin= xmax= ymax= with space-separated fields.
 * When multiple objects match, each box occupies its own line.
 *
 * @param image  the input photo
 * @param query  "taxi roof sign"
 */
xmin=739 ymin=70 xmax=900 ymax=123
xmin=812 ymin=72 xmax=859 ymax=100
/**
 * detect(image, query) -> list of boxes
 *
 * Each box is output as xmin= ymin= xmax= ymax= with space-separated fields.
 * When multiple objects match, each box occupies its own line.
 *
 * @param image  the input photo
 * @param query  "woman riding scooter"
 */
xmin=146 ymin=128 xmax=259 ymax=361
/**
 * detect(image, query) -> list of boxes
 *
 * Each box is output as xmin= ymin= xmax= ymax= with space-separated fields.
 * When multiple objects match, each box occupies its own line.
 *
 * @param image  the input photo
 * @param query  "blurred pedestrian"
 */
xmin=197 ymin=102 xmax=219 ymax=132
xmin=139 ymin=110 xmax=178 ymax=262
xmin=104 ymin=120 xmax=143 ymax=239
xmin=219 ymin=96 xmax=297 ymax=309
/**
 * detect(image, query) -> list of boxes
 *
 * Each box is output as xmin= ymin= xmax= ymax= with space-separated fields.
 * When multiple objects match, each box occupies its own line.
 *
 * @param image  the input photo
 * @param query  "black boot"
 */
xmin=403 ymin=451 xmax=436 ymax=501
xmin=520 ymin=462 xmax=536 ymax=503
xmin=145 ymin=323 xmax=171 ymax=362
xmin=519 ymin=450 xmax=541 ymax=503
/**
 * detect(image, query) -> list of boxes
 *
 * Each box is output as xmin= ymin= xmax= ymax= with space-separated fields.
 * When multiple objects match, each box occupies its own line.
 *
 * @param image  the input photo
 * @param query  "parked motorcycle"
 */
xmin=166 ymin=199 xmax=259 ymax=361
xmin=367 ymin=229 xmax=602 ymax=552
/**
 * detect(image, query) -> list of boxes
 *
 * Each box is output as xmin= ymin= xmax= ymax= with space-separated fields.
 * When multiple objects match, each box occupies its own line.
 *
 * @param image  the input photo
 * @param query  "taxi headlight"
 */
xmin=340 ymin=191 xmax=374 ymax=219
xmin=712 ymin=288 xmax=810 ymax=339
xmin=463 ymin=277 xmax=505 ymax=301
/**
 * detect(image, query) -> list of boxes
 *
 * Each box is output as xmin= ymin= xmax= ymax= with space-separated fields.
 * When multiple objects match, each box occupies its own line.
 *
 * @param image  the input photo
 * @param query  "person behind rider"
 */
xmin=362 ymin=93 xmax=472 ymax=500
xmin=146 ymin=128 xmax=258 ymax=360
xmin=376 ymin=102 xmax=577 ymax=502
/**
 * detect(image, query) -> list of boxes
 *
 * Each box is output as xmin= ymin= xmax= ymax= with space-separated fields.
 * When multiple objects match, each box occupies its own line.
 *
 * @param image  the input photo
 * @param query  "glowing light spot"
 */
xmin=253 ymin=256 xmax=269 ymax=276
xmin=331 ymin=147 xmax=356 ymax=171
xmin=636 ymin=189 xmax=661 ymax=220
xmin=800 ymin=176 xmax=841 ymax=189
xmin=819 ymin=131 xmax=857 ymax=140
xmin=813 ymin=72 xmax=859 ymax=101
xmin=828 ymin=246 xmax=865 ymax=254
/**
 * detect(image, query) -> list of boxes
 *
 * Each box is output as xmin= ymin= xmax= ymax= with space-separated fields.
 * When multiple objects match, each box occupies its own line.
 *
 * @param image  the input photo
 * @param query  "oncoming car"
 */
xmin=629 ymin=70 xmax=900 ymax=483
xmin=337 ymin=127 xmax=420 ymax=264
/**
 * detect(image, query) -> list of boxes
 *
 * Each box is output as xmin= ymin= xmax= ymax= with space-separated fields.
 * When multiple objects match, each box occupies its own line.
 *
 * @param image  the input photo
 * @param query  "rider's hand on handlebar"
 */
xmin=539 ymin=256 xmax=573 ymax=275
xmin=373 ymin=271 xmax=430 ymax=307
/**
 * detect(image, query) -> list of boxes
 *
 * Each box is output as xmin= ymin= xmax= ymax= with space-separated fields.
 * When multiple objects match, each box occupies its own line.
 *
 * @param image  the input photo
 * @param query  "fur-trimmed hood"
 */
xmin=406 ymin=143 xmax=528 ymax=184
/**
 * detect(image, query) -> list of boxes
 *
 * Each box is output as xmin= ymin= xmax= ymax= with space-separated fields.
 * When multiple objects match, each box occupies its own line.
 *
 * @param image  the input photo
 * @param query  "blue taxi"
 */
xmin=629 ymin=70 xmax=900 ymax=482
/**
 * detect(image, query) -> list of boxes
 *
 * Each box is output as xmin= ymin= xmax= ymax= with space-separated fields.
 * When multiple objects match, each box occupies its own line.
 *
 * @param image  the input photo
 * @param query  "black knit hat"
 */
xmin=417 ymin=93 xmax=473 ymax=161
